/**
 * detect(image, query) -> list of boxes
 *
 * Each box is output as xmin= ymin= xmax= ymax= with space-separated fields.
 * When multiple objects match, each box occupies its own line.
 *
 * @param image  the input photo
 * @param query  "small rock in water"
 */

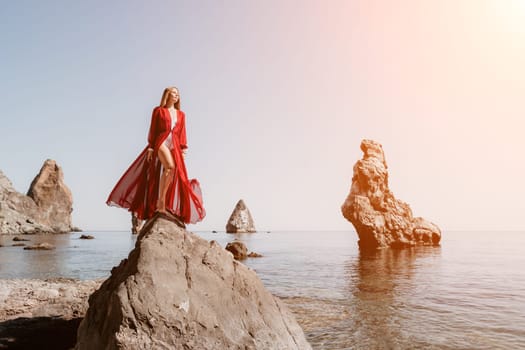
xmin=12 ymin=243 xmax=26 ymax=247
xmin=24 ymin=242 xmax=55 ymax=250
xmin=13 ymin=236 xmax=30 ymax=241
xmin=79 ymin=234 xmax=94 ymax=240
xmin=212 ymin=230 xmax=218 ymax=233
xmin=225 ymin=241 xmax=248 ymax=260
xmin=247 ymin=252 xmax=263 ymax=258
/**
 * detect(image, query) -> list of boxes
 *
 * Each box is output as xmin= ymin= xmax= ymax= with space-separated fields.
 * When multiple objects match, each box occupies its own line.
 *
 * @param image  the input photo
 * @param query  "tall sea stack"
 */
xmin=341 ymin=139 xmax=441 ymax=249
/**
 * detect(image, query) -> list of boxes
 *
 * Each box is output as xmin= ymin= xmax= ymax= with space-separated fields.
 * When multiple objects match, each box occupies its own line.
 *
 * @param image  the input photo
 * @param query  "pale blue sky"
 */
xmin=1 ymin=1 xmax=524 ymax=231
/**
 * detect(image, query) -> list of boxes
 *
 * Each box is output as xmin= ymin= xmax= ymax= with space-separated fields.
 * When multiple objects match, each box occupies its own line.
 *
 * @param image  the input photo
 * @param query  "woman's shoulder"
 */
xmin=152 ymin=106 xmax=168 ymax=117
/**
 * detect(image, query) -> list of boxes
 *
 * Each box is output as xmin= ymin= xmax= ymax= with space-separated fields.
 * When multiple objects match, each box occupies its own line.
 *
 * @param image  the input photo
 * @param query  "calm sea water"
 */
xmin=1 ymin=230 xmax=524 ymax=349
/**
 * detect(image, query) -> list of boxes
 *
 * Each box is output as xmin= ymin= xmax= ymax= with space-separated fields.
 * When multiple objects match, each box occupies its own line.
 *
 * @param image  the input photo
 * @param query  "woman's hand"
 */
xmin=182 ymin=149 xmax=187 ymax=159
xmin=146 ymin=148 xmax=154 ymax=162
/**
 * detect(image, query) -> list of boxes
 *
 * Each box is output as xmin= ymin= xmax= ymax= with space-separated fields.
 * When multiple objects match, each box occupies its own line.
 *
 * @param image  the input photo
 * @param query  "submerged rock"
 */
xmin=79 ymin=234 xmax=94 ymax=240
xmin=225 ymin=241 xmax=248 ymax=260
xmin=24 ymin=242 xmax=55 ymax=250
xmin=0 ymin=160 xmax=78 ymax=234
xmin=226 ymin=199 xmax=256 ymax=233
xmin=75 ymin=217 xmax=311 ymax=350
xmin=341 ymin=139 xmax=441 ymax=249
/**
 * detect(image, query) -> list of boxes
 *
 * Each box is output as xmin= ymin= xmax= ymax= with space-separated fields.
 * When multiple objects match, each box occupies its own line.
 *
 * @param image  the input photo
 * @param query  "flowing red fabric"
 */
xmin=106 ymin=106 xmax=206 ymax=224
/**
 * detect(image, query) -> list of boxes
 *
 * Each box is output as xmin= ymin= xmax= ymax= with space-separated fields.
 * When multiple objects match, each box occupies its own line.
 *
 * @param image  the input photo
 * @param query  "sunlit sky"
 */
xmin=1 ymin=1 xmax=524 ymax=231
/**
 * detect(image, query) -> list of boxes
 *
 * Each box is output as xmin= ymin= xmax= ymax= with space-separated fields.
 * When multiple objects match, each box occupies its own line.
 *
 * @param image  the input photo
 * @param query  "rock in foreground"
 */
xmin=341 ymin=139 xmax=441 ymax=249
xmin=0 ymin=278 xmax=102 ymax=322
xmin=75 ymin=217 xmax=311 ymax=350
xmin=226 ymin=199 xmax=256 ymax=233
xmin=0 ymin=278 xmax=102 ymax=350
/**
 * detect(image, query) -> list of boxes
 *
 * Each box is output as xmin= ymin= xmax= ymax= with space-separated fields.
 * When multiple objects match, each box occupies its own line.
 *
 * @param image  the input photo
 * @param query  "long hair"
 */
xmin=160 ymin=86 xmax=181 ymax=109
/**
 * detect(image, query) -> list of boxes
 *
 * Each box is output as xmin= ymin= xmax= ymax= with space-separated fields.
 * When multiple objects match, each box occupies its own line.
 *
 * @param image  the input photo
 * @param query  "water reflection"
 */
xmin=341 ymin=247 xmax=442 ymax=349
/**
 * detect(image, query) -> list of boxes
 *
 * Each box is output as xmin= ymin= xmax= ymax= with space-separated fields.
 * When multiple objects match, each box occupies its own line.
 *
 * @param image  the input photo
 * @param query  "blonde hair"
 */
xmin=160 ymin=86 xmax=181 ymax=109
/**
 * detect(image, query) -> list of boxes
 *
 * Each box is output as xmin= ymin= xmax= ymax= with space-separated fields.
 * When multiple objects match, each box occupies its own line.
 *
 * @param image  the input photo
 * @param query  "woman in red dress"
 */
xmin=106 ymin=86 xmax=206 ymax=225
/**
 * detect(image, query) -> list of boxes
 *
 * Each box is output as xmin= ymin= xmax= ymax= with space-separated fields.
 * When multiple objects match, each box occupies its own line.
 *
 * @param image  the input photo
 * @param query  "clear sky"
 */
xmin=1 ymin=0 xmax=524 ymax=231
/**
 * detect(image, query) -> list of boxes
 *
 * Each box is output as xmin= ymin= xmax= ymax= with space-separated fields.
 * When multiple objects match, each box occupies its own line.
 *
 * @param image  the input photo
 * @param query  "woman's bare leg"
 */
xmin=156 ymin=143 xmax=175 ymax=213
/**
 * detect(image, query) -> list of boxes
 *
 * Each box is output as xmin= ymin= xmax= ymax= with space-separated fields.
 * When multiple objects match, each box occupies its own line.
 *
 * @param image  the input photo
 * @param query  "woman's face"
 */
xmin=169 ymin=88 xmax=179 ymax=104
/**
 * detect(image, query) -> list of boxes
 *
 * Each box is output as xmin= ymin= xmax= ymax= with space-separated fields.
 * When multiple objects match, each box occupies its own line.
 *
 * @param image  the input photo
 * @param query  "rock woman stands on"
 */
xmin=106 ymin=86 xmax=206 ymax=225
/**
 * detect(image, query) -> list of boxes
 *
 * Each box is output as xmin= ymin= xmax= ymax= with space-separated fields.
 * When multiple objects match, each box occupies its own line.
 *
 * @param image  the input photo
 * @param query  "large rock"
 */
xmin=0 ymin=160 xmax=76 ymax=234
xmin=27 ymin=159 xmax=74 ymax=233
xmin=226 ymin=199 xmax=256 ymax=233
xmin=341 ymin=139 xmax=441 ymax=249
xmin=75 ymin=216 xmax=311 ymax=350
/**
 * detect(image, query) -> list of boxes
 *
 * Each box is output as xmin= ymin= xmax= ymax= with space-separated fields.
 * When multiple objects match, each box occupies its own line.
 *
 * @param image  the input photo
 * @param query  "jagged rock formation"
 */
xmin=226 ymin=199 xmax=256 ymax=233
xmin=75 ymin=216 xmax=311 ymax=350
xmin=0 ymin=170 xmax=51 ymax=234
xmin=341 ymin=139 xmax=441 ymax=249
xmin=0 ymin=160 xmax=77 ymax=234
xmin=27 ymin=159 xmax=74 ymax=232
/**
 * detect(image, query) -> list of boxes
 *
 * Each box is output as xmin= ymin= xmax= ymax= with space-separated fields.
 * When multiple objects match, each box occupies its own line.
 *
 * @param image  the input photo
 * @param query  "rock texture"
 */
xmin=0 ymin=278 xmax=102 ymax=350
xmin=341 ymin=139 xmax=441 ymax=249
xmin=0 ymin=160 xmax=76 ymax=234
xmin=226 ymin=241 xmax=248 ymax=260
xmin=0 ymin=278 xmax=102 ymax=322
xmin=75 ymin=217 xmax=311 ymax=350
xmin=226 ymin=199 xmax=256 ymax=233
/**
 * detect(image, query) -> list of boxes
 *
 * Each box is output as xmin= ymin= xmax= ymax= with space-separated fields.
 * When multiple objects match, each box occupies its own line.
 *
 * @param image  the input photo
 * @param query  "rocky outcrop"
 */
xmin=27 ymin=159 xmax=74 ymax=233
xmin=0 ymin=160 xmax=77 ymax=234
xmin=0 ymin=170 xmax=51 ymax=234
xmin=341 ymin=139 xmax=441 ymax=249
xmin=76 ymin=216 xmax=311 ymax=350
xmin=226 ymin=199 xmax=256 ymax=233
xmin=226 ymin=241 xmax=248 ymax=260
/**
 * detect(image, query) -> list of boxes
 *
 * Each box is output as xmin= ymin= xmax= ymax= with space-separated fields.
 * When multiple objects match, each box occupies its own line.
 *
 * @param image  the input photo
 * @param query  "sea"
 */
xmin=0 ymin=230 xmax=524 ymax=350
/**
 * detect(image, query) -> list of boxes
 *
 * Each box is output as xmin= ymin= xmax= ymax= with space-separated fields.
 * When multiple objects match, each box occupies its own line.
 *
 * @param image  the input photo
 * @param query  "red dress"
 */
xmin=106 ymin=106 xmax=206 ymax=224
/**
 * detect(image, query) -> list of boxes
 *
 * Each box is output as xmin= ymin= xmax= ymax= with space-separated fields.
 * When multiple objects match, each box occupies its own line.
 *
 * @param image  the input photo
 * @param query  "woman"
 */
xmin=106 ymin=86 xmax=206 ymax=225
